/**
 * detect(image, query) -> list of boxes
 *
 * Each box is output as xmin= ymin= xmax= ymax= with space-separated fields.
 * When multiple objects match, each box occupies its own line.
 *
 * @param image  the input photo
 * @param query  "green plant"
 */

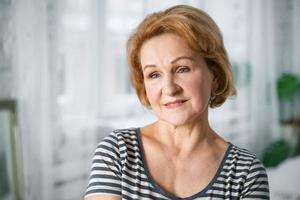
xmin=277 ymin=73 xmax=300 ymax=100
xmin=275 ymin=72 xmax=300 ymax=157
xmin=262 ymin=139 xmax=291 ymax=167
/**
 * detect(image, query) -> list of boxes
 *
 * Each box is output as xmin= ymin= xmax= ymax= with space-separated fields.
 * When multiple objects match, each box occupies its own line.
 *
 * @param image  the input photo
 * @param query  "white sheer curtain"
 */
xmin=248 ymin=0 xmax=279 ymax=155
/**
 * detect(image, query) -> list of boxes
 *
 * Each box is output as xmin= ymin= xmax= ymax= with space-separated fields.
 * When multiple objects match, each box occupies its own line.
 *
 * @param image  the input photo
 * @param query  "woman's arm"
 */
xmin=84 ymin=132 xmax=122 ymax=199
xmin=241 ymin=158 xmax=269 ymax=199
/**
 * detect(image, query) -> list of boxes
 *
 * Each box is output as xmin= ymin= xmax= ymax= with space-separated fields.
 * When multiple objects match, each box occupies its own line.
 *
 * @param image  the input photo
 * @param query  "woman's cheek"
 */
xmin=145 ymin=82 xmax=160 ymax=104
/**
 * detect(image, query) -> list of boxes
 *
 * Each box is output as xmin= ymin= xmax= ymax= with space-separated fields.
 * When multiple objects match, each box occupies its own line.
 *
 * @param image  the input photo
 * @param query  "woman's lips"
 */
xmin=164 ymin=100 xmax=187 ymax=109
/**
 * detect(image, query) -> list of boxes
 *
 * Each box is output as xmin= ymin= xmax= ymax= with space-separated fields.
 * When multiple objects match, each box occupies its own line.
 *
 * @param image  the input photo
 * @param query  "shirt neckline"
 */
xmin=135 ymin=127 xmax=232 ymax=200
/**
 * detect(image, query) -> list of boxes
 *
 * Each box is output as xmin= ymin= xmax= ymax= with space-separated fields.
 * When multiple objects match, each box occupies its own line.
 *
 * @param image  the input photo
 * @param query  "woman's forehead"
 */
xmin=140 ymin=33 xmax=198 ymax=65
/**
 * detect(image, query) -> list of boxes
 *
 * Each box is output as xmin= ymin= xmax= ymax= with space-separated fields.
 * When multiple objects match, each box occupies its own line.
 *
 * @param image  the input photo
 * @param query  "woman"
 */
xmin=85 ymin=5 xmax=269 ymax=200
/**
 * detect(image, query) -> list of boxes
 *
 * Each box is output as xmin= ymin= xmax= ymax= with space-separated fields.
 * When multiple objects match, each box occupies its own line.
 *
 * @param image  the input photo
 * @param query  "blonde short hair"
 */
xmin=127 ymin=5 xmax=236 ymax=108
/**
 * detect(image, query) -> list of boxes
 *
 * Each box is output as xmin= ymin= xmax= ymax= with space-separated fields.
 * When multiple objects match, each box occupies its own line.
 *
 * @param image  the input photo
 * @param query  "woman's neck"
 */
xmin=150 ymin=119 xmax=219 ymax=158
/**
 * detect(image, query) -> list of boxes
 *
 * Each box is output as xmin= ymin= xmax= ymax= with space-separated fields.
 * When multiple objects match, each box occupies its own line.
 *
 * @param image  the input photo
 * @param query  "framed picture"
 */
xmin=0 ymin=100 xmax=23 ymax=200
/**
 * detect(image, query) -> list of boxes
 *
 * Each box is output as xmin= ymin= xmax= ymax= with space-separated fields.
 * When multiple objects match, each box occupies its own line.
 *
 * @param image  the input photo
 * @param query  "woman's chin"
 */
xmin=159 ymin=116 xmax=191 ymax=127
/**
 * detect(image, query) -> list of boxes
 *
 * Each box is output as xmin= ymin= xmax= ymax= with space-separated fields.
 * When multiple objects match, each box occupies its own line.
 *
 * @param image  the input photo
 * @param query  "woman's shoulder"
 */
xmin=225 ymin=143 xmax=267 ymax=172
xmin=97 ymin=127 xmax=140 ymax=149
xmin=112 ymin=127 xmax=139 ymax=136
xmin=112 ymin=127 xmax=139 ymax=142
xmin=224 ymin=144 xmax=269 ymax=198
xmin=228 ymin=144 xmax=257 ymax=160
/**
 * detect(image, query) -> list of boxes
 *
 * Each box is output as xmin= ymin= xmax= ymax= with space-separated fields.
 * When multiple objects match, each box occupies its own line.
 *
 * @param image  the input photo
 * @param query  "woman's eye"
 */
xmin=177 ymin=66 xmax=190 ymax=73
xmin=149 ymin=72 xmax=160 ymax=79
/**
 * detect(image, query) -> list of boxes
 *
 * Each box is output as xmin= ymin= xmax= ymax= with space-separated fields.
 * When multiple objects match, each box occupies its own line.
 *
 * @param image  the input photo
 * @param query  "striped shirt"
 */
xmin=85 ymin=128 xmax=269 ymax=199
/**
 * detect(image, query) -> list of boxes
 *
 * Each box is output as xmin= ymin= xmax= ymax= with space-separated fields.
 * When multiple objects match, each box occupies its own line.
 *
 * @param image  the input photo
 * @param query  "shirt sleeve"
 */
xmin=85 ymin=132 xmax=122 ymax=198
xmin=241 ymin=158 xmax=270 ymax=199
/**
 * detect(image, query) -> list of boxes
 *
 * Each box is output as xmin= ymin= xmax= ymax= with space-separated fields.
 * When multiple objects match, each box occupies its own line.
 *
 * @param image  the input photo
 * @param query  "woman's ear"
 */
xmin=209 ymin=65 xmax=219 ymax=94
xmin=205 ymin=59 xmax=219 ymax=94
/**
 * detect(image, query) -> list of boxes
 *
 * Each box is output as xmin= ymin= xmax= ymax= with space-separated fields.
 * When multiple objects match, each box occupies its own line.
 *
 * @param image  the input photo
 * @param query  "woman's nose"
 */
xmin=162 ymin=76 xmax=182 ymax=96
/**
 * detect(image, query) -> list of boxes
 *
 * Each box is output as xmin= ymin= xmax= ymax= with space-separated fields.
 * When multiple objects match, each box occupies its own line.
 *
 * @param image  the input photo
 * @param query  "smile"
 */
xmin=164 ymin=100 xmax=187 ymax=109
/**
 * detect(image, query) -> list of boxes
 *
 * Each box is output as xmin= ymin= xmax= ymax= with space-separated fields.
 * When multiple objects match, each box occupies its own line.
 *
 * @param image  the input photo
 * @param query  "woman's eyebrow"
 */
xmin=142 ymin=56 xmax=195 ymax=71
xmin=143 ymin=64 xmax=156 ymax=71
xmin=170 ymin=56 xmax=195 ymax=64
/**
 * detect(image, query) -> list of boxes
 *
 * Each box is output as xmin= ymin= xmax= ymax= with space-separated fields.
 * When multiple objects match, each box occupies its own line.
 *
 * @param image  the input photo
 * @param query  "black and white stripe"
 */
xmin=85 ymin=128 xmax=269 ymax=199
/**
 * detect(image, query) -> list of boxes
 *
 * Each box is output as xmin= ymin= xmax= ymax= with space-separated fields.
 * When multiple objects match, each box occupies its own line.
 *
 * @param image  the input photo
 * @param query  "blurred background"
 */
xmin=0 ymin=0 xmax=299 ymax=200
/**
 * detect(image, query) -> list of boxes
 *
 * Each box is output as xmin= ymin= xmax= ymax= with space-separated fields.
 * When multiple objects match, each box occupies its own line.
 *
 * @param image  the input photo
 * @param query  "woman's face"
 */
xmin=140 ymin=33 xmax=215 ymax=126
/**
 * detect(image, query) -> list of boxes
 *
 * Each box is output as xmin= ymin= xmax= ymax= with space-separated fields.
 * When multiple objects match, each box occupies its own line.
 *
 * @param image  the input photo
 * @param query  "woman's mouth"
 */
xmin=164 ymin=100 xmax=187 ymax=109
